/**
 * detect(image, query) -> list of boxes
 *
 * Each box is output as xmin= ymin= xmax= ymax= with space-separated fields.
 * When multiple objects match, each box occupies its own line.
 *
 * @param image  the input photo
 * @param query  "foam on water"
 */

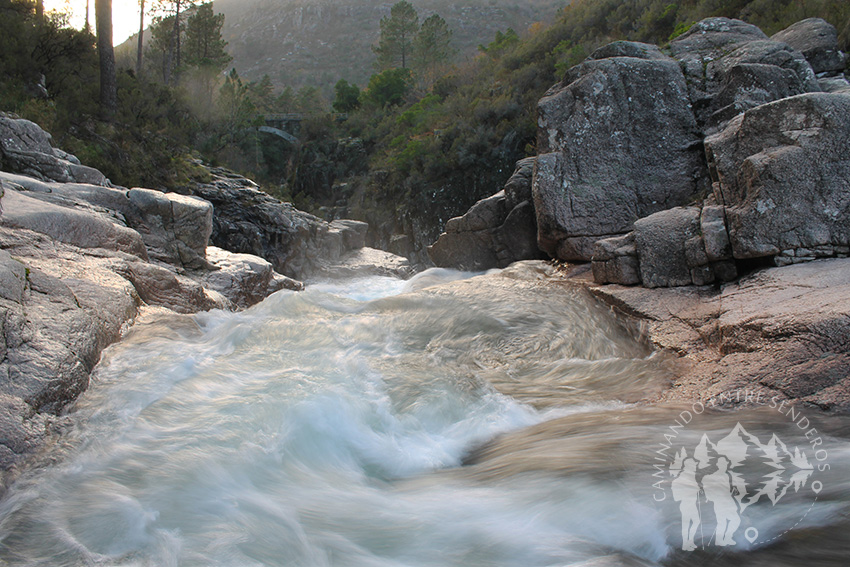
xmin=0 ymin=268 xmax=847 ymax=566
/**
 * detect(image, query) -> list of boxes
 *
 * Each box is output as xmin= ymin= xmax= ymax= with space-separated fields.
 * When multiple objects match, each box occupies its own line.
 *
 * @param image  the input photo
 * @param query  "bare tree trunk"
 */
xmin=167 ymin=0 xmax=182 ymax=85
xmin=36 ymin=0 xmax=43 ymax=20
xmin=85 ymin=0 xmax=91 ymax=32
xmin=96 ymin=0 xmax=118 ymax=119
xmin=136 ymin=0 xmax=145 ymax=75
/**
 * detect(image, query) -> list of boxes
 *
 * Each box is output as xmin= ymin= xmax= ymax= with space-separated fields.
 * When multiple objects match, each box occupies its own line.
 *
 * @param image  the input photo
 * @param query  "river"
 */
xmin=0 ymin=264 xmax=848 ymax=566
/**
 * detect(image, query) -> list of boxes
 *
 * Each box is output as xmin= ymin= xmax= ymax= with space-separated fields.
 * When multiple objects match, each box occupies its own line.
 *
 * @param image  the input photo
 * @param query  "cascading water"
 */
xmin=0 ymin=263 xmax=848 ymax=566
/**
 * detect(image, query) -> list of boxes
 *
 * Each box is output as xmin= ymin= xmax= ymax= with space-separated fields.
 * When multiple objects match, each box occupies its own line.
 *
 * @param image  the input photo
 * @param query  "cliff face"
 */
xmin=215 ymin=0 xmax=567 ymax=91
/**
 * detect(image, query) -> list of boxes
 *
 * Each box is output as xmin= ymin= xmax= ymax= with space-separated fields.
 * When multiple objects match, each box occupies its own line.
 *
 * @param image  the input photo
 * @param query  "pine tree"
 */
xmin=183 ymin=2 xmax=231 ymax=112
xmin=248 ymin=74 xmax=277 ymax=114
xmin=152 ymin=0 xmax=195 ymax=84
xmin=372 ymin=1 xmax=419 ymax=70
xmin=147 ymin=15 xmax=178 ymax=83
xmin=413 ymin=14 xmax=454 ymax=77
xmin=217 ymin=68 xmax=256 ymax=146
xmin=184 ymin=2 xmax=230 ymax=70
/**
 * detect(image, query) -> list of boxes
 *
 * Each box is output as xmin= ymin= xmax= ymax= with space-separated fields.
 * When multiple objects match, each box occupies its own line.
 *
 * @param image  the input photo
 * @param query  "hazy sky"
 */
xmin=43 ymin=0 xmax=153 ymax=46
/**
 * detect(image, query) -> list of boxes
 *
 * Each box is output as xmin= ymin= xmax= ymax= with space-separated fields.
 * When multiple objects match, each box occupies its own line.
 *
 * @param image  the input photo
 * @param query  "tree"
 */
xmin=147 ymin=15 xmax=177 ymax=82
xmin=95 ymin=0 xmax=117 ymax=118
xmin=215 ymin=68 xmax=256 ymax=147
xmin=373 ymin=1 xmax=419 ymax=70
xmin=136 ymin=0 xmax=145 ymax=75
xmin=363 ymin=67 xmax=412 ymax=107
xmin=248 ymin=74 xmax=277 ymax=114
xmin=184 ymin=2 xmax=229 ymax=69
xmin=413 ymin=14 xmax=454 ymax=77
xmin=183 ymin=1 xmax=231 ymax=107
xmin=477 ymin=28 xmax=519 ymax=59
xmin=153 ymin=0 xmax=194 ymax=84
xmin=294 ymin=85 xmax=325 ymax=113
xmin=332 ymin=79 xmax=361 ymax=113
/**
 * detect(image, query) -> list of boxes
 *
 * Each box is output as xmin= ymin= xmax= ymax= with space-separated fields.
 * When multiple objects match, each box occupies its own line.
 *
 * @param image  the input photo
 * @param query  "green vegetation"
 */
xmin=373 ymin=0 xmax=420 ymax=70
xmin=1 ymin=0 xmax=848 ymax=258
xmin=333 ymin=80 xmax=361 ymax=113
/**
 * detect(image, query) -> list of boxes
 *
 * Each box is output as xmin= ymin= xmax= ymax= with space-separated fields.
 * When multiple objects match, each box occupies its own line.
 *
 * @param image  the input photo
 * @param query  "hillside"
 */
xmin=202 ymin=0 xmax=566 ymax=91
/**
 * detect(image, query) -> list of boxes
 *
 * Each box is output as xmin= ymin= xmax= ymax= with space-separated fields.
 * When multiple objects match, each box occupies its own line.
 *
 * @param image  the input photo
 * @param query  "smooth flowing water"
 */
xmin=0 ymin=264 xmax=848 ymax=566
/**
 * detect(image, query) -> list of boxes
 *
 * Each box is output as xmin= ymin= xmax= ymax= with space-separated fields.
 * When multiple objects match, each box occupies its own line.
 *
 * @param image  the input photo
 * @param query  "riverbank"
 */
xmin=573 ymin=259 xmax=850 ymax=411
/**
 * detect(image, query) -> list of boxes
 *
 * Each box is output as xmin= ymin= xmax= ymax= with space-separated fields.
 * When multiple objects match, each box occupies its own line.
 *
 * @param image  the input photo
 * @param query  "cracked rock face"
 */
xmin=705 ymin=93 xmax=850 ymax=261
xmin=669 ymin=17 xmax=822 ymax=132
xmin=590 ymin=258 xmax=850 ymax=411
xmin=772 ymin=17 xmax=847 ymax=76
xmin=533 ymin=55 xmax=706 ymax=261
xmin=0 ymin=226 xmax=140 ymax=478
xmin=191 ymin=168 xmax=367 ymax=281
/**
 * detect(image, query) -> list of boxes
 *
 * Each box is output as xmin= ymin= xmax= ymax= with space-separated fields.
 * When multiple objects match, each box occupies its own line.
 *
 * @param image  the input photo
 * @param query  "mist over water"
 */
xmin=0 ymin=264 xmax=848 ymax=566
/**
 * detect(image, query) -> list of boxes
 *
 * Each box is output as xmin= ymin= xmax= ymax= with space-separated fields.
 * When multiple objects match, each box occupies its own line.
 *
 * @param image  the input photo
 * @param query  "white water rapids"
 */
xmin=0 ymin=264 xmax=848 ymax=566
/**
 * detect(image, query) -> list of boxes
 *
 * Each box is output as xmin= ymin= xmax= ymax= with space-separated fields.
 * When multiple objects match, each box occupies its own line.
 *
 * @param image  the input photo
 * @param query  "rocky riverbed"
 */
xmin=0 ymin=14 xmax=847 ymax=500
xmin=0 ymin=113 xmax=412 ymax=488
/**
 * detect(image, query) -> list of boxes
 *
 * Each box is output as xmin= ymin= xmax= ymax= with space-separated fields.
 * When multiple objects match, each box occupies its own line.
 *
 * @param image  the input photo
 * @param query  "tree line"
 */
xmin=2 ymin=0 xmax=847 ymax=259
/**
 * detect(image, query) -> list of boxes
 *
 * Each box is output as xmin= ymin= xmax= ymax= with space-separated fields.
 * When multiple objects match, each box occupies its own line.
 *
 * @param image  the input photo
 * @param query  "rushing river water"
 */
xmin=0 ymin=264 xmax=848 ymax=566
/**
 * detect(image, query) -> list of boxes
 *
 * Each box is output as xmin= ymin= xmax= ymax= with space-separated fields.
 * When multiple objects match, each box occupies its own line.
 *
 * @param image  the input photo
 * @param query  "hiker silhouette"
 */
xmin=671 ymin=457 xmax=701 ymax=551
xmin=702 ymin=456 xmax=741 ymax=546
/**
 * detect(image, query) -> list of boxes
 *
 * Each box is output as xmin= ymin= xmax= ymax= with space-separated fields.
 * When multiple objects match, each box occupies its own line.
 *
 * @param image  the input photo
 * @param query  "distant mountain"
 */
xmin=212 ymin=0 xmax=569 ymax=92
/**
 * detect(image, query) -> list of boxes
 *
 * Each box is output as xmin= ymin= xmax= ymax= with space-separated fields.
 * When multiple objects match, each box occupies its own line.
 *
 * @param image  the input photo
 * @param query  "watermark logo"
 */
xmin=651 ymin=390 xmax=830 ymax=551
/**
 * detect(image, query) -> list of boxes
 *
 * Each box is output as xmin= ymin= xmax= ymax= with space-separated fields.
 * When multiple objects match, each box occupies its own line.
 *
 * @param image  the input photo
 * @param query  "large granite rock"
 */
xmin=772 ymin=18 xmax=847 ymax=75
xmin=533 ymin=53 xmax=705 ymax=261
xmin=634 ymin=207 xmax=703 ymax=288
xmin=704 ymin=40 xmax=820 ymax=129
xmin=590 ymin=233 xmax=640 ymax=286
xmin=669 ymin=18 xmax=770 ymax=123
xmin=428 ymin=157 xmax=545 ymax=270
xmin=0 ymin=173 xmax=213 ymax=270
xmin=0 ymin=226 xmax=140 ymax=479
xmin=670 ymin=18 xmax=820 ymax=130
xmin=592 ymin=203 xmax=739 ymax=287
xmin=0 ymin=184 xmax=148 ymax=259
xmin=0 ymin=115 xmax=108 ymax=186
xmin=191 ymin=167 xmax=365 ymax=280
xmin=313 ymin=247 xmax=413 ymax=279
xmin=588 ymin=40 xmax=668 ymax=61
xmin=705 ymin=92 xmax=850 ymax=261
xmin=202 ymin=246 xmax=303 ymax=308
